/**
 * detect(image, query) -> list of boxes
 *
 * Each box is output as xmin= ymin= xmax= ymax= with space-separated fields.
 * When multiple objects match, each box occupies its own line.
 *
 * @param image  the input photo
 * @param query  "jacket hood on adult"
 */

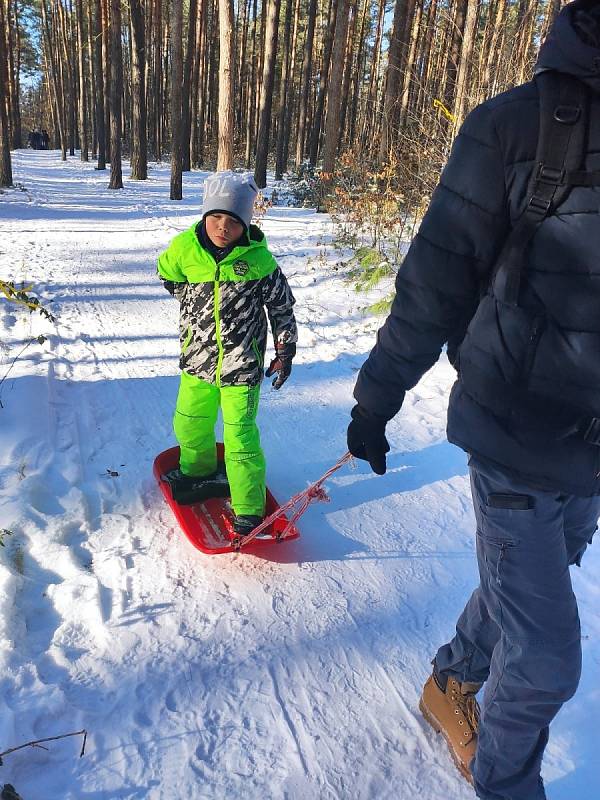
xmin=536 ymin=0 xmax=600 ymax=92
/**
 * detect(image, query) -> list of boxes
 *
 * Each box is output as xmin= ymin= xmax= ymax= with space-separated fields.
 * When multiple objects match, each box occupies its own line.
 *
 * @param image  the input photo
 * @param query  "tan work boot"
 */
xmin=419 ymin=670 xmax=481 ymax=784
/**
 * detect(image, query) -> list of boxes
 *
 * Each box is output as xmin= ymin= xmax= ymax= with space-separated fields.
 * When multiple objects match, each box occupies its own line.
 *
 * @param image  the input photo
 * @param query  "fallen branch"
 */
xmin=0 ymin=729 xmax=87 ymax=766
xmin=0 ymin=335 xmax=47 ymax=409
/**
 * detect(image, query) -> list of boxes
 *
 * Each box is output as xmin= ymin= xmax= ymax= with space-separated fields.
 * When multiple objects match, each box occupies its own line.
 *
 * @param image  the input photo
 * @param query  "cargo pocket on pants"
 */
xmin=476 ymin=494 xmax=533 ymax=597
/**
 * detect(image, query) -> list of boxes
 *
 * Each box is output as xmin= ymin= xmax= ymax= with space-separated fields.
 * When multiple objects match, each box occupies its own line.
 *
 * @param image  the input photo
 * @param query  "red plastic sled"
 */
xmin=153 ymin=445 xmax=300 ymax=554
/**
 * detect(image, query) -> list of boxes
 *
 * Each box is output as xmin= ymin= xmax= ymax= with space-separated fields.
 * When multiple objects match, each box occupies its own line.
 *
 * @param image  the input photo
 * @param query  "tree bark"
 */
xmin=321 ymin=0 xmax=350 ymax=173
xmin=379 ymin=0 xmax=415 ymax=163
xmin=182 ymin=0 xmax=198 ymax=171
xmin=170 ymin=0 xmax=183 ymax=198
xmin=101 ymin=0 xmax=111 ymax=161
xmin=91 ymin=0 xmax=106 ymax=167
xmin=75 ymin=0 xmax=89 ymax=160
xmin=254 ymin=0 xmax=281 ymax=187
xmin=296 ymin=0 xmax=317 ymax=169
xmin=217 ymin=0 xmax=235 ymax=170
xmin=454 ymin=0 xmax=478 ymax=129
xmin=6 ymin=0 xmax=22 ymax=148
xmin=274 ymin=0 xmax=293 ymax=179
xmin=281 ymin=0 xmax=301 ymax=172
xmin=308 ymin=0 xmax=337 ymax=166
xmin=108 ymin=0 xmax=123 ymax=188
xmin=130 ymin=0 xmax=147 ymax=179
xmin=360 ymin=0 xmax=384 ymax=148
xmin=0 ymin=0 xmax=13 ymax=187
xmin=244 ymin=0 xmax=258 ymax=165
xmin=191 ymin=0 xmax=207 ymax=167
xmin=399 ymin=0 xmax=423 ymax=130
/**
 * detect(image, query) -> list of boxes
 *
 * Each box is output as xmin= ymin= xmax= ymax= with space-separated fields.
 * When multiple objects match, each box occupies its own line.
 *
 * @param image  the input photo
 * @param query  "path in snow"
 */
xmin=0 ymin=151 xmax=598 ymax=799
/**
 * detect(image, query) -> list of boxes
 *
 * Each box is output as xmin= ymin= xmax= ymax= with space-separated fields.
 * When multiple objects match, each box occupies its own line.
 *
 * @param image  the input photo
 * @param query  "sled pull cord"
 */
xmin=232 ymin=452 xmax=354 ymax=551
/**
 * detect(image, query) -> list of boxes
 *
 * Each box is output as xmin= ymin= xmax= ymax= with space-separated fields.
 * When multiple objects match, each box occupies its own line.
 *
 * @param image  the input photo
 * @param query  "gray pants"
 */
xmin=435 ymin=457 xmax=599 ymax=800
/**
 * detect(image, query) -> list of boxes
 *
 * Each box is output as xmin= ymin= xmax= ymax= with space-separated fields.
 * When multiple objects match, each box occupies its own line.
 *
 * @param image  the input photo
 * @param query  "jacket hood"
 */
xmin=536 ymin=0 xmax=600 ymax=92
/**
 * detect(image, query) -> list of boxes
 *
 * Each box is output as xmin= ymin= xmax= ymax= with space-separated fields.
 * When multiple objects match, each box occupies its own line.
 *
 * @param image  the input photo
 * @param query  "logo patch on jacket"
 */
xmin=232 ymin=260 xmax=250 ymax=277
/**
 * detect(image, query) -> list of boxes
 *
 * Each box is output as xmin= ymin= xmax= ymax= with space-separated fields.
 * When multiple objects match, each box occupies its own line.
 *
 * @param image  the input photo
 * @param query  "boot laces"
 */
xmin=463 ymin=694 xmax=480 ymax=732
xmin=450 ymin=683 xmax=480 ymax=733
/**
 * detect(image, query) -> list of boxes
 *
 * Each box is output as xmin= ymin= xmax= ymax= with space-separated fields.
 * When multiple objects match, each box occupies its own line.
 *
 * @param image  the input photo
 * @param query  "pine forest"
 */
xmin=1 ymin=0 xmax=566 ymax=200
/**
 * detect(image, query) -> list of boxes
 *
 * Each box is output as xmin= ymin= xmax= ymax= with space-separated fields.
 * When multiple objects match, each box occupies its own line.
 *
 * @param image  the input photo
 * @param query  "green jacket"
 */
xmin=158 ymin=223 xmax=297 ymax=386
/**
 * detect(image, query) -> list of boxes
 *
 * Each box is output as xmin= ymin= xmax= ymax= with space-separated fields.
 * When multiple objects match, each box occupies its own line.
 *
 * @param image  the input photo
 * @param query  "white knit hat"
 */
xmin=201 ymin=171 xmax=259 ymax=230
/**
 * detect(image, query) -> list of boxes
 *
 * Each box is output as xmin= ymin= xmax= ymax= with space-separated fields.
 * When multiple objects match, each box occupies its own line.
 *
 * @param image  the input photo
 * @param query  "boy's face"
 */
xmin=205 ymin=213 xmax=245 ymax=248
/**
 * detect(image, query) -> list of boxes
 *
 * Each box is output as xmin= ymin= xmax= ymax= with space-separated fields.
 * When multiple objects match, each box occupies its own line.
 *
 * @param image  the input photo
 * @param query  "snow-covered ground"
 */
xmin=0 ymin=151 xmax=598 ymax=799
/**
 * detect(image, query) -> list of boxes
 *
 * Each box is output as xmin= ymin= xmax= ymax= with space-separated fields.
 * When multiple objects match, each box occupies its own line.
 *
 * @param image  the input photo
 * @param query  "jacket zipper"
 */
xmin=214 ymin=263 xmax=223 ymax=387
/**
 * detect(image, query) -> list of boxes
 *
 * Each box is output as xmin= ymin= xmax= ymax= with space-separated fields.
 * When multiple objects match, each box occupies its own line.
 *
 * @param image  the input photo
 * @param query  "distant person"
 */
xmin=157 ymin=171 xmax=297 ymax=537
xmin=27 ymin=130 xmax=40 ymax=149
xmin=347 ymin=1 xmax=600 ymax=799
xmin=41 ymin=130 xmax=50 ymax=150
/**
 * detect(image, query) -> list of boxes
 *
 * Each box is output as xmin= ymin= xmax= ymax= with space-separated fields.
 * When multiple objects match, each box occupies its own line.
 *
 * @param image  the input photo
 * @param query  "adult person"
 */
xmin=347 ymin=2 xmax=600 ymax=798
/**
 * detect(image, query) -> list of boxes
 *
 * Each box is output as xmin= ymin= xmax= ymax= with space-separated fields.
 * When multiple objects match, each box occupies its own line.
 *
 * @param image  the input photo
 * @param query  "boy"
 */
xmin=158 ymin=171 xmax=297 ymax=536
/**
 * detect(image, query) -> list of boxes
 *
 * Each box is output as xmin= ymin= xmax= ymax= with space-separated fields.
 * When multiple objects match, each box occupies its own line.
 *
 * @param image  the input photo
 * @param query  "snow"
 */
xmin=0 ymin=150 xmax=598 ymax=799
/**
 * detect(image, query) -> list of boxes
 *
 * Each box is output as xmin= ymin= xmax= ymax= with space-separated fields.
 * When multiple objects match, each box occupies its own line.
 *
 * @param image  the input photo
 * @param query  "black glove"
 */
xmin=161 ymin=279 xmax=187 ymax=297
xmin=265 ymin=342 xmax=296 ymax=389
xmin=347 ymin=404 xmax=390 ymax=475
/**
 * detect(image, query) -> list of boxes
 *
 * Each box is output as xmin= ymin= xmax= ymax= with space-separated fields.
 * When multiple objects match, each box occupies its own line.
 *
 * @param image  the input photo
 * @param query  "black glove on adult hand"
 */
xmin=265 ymin=342 xmax=296 ymax=389
xmin=347 ymin=404 xmax=390 ymax=475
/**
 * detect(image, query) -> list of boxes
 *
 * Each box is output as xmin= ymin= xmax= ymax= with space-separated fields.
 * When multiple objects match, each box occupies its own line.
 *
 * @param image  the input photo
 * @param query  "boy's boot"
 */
xmin=163 ymin=463 xmax=229 ymax=505
xmin=419 ymin=667 xmax=481 ymax=784
xmin=232 ymin=514 xmax=263 ymax=537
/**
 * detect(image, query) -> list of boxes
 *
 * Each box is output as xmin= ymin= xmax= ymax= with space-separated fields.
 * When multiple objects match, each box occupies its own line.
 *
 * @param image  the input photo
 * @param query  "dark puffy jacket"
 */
xmin=354 ymin=1 xmax=600 ymax=496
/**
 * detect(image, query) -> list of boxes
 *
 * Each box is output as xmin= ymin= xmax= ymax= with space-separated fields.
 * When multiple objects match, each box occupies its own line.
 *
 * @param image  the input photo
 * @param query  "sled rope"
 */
xmin=232 ymin=451 xmax=354 ymax=551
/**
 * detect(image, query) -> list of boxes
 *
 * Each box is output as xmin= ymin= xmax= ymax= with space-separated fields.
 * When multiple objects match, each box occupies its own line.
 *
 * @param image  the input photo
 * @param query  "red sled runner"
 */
xmin=154 ymin=444 xmax=300 ymax=554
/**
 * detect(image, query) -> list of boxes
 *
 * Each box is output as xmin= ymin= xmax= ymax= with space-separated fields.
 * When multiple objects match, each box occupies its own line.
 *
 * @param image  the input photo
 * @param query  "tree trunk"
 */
xmin=108 ymin=0 xmax=123 ymax=188
xmin=101 ymin=0 xmax=111 ymax=161
xmin=454 ymin=0 xmax=478 ymax=129
xmin=244 ymin=0 xmax=257 ymax=165
xmin=130 ymin=0 xmax=147 ymax=179
xmin=274 ymin=0 xmax=293 ymax=179
xmin=217 ymin=0 xmax=235 ymax=170
xmin=399 ymin=0 xmax=423 ymax=130
xmin=191 ymin=0 xmax=207 ymax=167
xmin=379 ymin=0 xmax=415 ymax=163
xmin=445 ymin=0 xmax=467 ymax=111
xmin=152 ymin=0 xmax=163 ymax=160
xmin=360 ymin=0 xmax=384 ymax=148
xmin=308 ymin=0 xmax=337 ymax=166
xmin=416 ymin=0 xmax=438 ymax=118
xmin=281 ymin=0 xmax=301 ymax=172
xmin=347 ymin=0 xmax=369 ymax=148
xmin=254 ymin=0 xmax=281 ymax=187
xmin=0 ymin=0 xmax=13 ymax=186
xmin=296 ymin=0 xmax=317 ymax=169
xmin=321 ymin=0 xmax=350 ymax=173
xmin=92 ymin=0 xmax=106 ymax=167
xmin=75 ymin=0 xmax=89 ymax=159
xmin=86 ymin=0 xmax=97 ymax=156
xmin=182 ymin=0 xmax=198 ymax=171
xmin=338 ymin=0 xmax=357 ymax=147
xmin=6 ymin=0 xmax=22 ymax=148
xmin=170 ymin=0 xmax=183 ymax=198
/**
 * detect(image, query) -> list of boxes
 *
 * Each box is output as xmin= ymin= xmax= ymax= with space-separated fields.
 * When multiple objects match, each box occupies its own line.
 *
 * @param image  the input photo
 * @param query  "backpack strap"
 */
xmin=493 ymin=71 xmax=591 ymax=306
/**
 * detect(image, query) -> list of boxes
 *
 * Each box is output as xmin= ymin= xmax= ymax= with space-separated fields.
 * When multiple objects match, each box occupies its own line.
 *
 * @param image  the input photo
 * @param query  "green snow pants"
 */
xmin=173 ymin=371 xmax=266 ymax=517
